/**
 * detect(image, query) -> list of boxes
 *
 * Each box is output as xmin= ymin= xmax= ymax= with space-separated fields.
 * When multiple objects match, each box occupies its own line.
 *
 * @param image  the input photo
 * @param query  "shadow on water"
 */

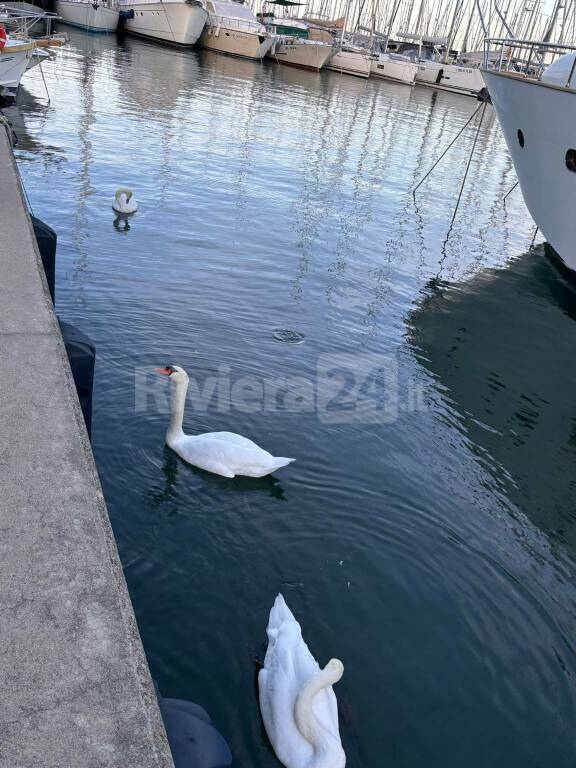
xmin=408 ymin=244 xmax=576 ymax=549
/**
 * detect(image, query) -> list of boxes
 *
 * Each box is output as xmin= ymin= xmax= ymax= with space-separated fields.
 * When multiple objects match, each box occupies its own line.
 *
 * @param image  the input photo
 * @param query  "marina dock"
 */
xmin=0 ymin=127 xmax=174 ymax=767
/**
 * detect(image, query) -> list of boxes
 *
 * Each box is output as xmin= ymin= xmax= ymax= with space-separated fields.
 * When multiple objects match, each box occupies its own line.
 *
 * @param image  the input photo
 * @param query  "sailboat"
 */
xmin=263 ymin=0 xmax=337 ymax=71
xmin=406 ymin=0 xmax=486 ymax=96
xmin=369 ymin=0 xmax=418 ymax=85
xmin=324 ymin=0 xmax=371 ymax=78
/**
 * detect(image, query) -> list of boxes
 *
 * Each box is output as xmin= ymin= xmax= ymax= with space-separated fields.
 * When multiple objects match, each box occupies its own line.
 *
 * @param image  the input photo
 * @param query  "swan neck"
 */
xmin=294 ymin=665 xmax=340 ymax=761
xmin=167 ymin=377 xmax=188 ymax=441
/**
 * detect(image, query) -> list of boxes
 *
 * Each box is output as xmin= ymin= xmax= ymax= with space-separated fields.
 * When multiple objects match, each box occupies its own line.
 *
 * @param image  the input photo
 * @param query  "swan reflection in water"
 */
xmin=113 ymin=214 xmax=132 ymax=232
xmin=150 ymin=445 xmax=287 ymax=511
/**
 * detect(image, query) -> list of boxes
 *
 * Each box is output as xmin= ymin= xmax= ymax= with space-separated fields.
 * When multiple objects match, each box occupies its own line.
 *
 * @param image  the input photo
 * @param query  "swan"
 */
xmin=258 ymin=594 xmax=346 ymax=768
xmin=112 ymin=187 xmax=138 ymax=214
xmin=155 ymin=365 xmax=295 ymax=478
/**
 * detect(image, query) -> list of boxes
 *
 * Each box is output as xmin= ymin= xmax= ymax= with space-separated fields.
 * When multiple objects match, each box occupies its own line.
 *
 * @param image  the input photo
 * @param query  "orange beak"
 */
xmin=155 ymin=367 xmax=172 ymax=376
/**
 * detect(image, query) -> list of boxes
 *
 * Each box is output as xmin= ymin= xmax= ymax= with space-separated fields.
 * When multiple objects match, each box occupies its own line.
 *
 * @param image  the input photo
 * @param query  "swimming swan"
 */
xmin=113 ymin=187 xmax=138 ymax=214
xmin=259 ymin=594 xmax=346 ymax=768
xmin=155 ymin=365 xmax=295 ymax=478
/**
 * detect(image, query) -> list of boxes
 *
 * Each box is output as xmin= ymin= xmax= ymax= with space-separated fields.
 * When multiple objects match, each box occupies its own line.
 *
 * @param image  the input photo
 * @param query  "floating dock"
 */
xmin=0 ymin=127 xmax=174 ymax=767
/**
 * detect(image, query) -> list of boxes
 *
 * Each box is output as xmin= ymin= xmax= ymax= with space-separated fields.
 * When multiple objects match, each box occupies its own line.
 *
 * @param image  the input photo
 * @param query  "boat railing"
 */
xmin=208 ymin=13 xmax=264 ymax=33
xmin=0 ymin=4 xmax=59 ymax=36
xmin=483 ymin=37 xmax=576 ymax=87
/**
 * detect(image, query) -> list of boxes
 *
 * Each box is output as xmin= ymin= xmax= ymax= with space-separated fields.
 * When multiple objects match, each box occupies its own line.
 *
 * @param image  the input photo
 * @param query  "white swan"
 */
xmin=259 ymin=594 xmax=346 ymax=768
xmin=155 ymin=365 xmax=295 ymax=478
xmin=112 ymin=187 xmax=138 ymax=214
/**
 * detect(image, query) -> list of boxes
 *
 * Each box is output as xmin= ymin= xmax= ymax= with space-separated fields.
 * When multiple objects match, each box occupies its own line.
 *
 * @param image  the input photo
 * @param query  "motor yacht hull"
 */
xmin=483 ymin=68 xmax=576 ymax=271
xmin=55 ymin=0 xmax=119 ymax=31
xmin=325 ymin=49 xmax=371 ymax=78
xmin=199 ymin=24 xmax=272 ymax=59
xmin=120 ymin=0 xmax=207 ymax=45
xmin=270 ymin=39 xmax=335 ymax=71
xmin=0 ymin=40 xmax=33 ymax=96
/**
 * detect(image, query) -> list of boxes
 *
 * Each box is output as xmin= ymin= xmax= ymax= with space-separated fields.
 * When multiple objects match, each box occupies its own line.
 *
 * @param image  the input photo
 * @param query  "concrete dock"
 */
xmin=0 ymin=127 xmax=175 ymax=765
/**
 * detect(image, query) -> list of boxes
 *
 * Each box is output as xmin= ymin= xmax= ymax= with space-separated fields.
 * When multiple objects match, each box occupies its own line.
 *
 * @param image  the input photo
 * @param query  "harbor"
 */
xmin=3 ymin=4 xmax=576 ymax=768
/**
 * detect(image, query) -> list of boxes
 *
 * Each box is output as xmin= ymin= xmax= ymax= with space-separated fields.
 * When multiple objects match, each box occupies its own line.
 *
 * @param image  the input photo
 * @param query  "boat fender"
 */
xmin=153 ymin=682 xmax=232 ymax=768
xmin=32 ymin=215 xmax=57 ymax=303
xmin=435 ymin=67 xmax=444 ymax=84
xmin=0 ymin=24 xmax=6 ymax=51
xmin=119 ymin=8 xmax=134 ymax=19
xmin=58 ymin=320 xmax=96 ymax=440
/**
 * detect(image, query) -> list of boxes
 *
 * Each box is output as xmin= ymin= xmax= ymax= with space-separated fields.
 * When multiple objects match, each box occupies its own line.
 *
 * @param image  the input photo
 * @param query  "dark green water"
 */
xmin=9 ymin=27 xmax=576 ymax=766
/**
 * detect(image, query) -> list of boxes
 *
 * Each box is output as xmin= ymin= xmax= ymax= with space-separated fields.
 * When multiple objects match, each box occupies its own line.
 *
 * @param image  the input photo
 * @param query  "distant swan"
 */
xmin=156 ymin=365 xmax=295 ymax=478
xmin=112 ymin=187 xmax=138 ymax=214
xmin=259 ymin=594 xmax=346 ymax=768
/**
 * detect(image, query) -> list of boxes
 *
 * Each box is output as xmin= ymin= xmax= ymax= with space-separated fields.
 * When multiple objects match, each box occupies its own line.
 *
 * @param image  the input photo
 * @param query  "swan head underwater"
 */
xmin=112 ymin=187 xmax=138 ymax=214
xmin=155 ymin=365 xmax=189 ymax=385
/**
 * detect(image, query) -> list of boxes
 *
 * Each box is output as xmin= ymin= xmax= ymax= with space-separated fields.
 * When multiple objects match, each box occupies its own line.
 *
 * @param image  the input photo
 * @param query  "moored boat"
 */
xmin=482 ymin=38 xmax=576 ymax=272
xmin=325 ymin=45 xmax=371 ymax=78
xmin=55 ymin=0 xmax=119 ymax=32
xmin=117 ymin=0 xmax=207 ymax=45
xmin=0 ymin=36 xmax=34 ymax=96
xmin=270 ymin=36 xmax=335 ymax=70
xmin=415 ymin=58 xmax=485 ymax=96
xmin=199 ymin=0 xmax=273 ymax=60
xmin=370 ymin=52 xmax=417 ymax=84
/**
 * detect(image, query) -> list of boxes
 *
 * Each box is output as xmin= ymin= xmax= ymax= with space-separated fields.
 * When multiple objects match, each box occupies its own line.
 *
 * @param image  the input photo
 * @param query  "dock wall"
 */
xmin=0 ymin=127 xmax=174 ymax=766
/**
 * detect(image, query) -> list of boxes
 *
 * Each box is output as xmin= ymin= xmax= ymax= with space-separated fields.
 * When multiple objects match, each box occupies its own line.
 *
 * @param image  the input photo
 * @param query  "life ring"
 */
xmin=0 ymin=25 xmax=6 ymax=52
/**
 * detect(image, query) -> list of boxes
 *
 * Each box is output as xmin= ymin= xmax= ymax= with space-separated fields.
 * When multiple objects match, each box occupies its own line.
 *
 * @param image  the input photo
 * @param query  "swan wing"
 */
xmin=185 ymin=433 xmax=281 ymax=476
xmin=198 ymin=431 xmax=263 ymax=450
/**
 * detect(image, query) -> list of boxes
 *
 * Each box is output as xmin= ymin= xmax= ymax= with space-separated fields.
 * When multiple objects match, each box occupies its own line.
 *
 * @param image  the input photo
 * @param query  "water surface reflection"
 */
xmin=11 ymin=29 xmax=576 ymax=768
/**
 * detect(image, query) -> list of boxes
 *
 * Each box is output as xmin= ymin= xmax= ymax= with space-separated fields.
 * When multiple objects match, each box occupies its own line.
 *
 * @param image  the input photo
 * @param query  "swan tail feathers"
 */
xmin=267 ymin=593 xmax=297 ymax=632
xmin=271 ymin=457 xmax=295 ymax=471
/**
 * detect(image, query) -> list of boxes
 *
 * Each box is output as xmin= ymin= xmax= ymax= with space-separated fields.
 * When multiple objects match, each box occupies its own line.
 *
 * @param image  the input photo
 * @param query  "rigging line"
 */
xmin=412 ymin=101 xmax=484 ymax=196
xmin=493 ymin=0 xmax=515 ymax=35
xmin=503 ymin=179 xmax=519 ymax=204
xmin=475 ymin=0 xmax=488 ymax=37
xmin=449 ymin=100 xmax=487 ymax=226
xmin=39 ymin=61 xmax=51 ymax=103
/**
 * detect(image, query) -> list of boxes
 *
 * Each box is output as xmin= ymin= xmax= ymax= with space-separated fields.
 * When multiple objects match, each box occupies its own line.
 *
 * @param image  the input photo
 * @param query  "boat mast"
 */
xmin=542 ymin=0 xmax=563 ymax=40
xmin=443 ymin=0 xmax=462 ymax=61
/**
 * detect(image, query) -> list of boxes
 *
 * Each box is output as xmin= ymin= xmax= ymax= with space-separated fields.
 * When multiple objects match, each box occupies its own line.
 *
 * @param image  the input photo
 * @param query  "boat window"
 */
xmin=517 ymin=129 xmax=524 ymax=148
xmin=566 ymin=149 xmax=576 ymax=173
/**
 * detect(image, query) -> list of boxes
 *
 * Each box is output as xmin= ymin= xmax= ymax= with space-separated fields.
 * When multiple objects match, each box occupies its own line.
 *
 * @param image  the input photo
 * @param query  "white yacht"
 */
xmin=416 ymin=59 xmax=485 ymax=97
xmin=0 ymin=7 xmax=64 ymax=93
xmin=270 ymin=36 xmax=335 ymax=70
xmin=262 ymin=15 xmax=335 ymax=71
xmin=118 ymin=0 xmax=207 ymax=45
xmin=325 ymin=45 xmax=371 ymax=78
xmin=371 ymin=52 xmax=417 ymax=84
xmin=482 ymin=38 xmax=576 ymax=272
xmin=199 ymin=0 xmax=273 ymax=59
xmin=0 ymin=36 xmax=35 ymax=96
xmin=55 ymin=0 xmax=119 ymax=32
